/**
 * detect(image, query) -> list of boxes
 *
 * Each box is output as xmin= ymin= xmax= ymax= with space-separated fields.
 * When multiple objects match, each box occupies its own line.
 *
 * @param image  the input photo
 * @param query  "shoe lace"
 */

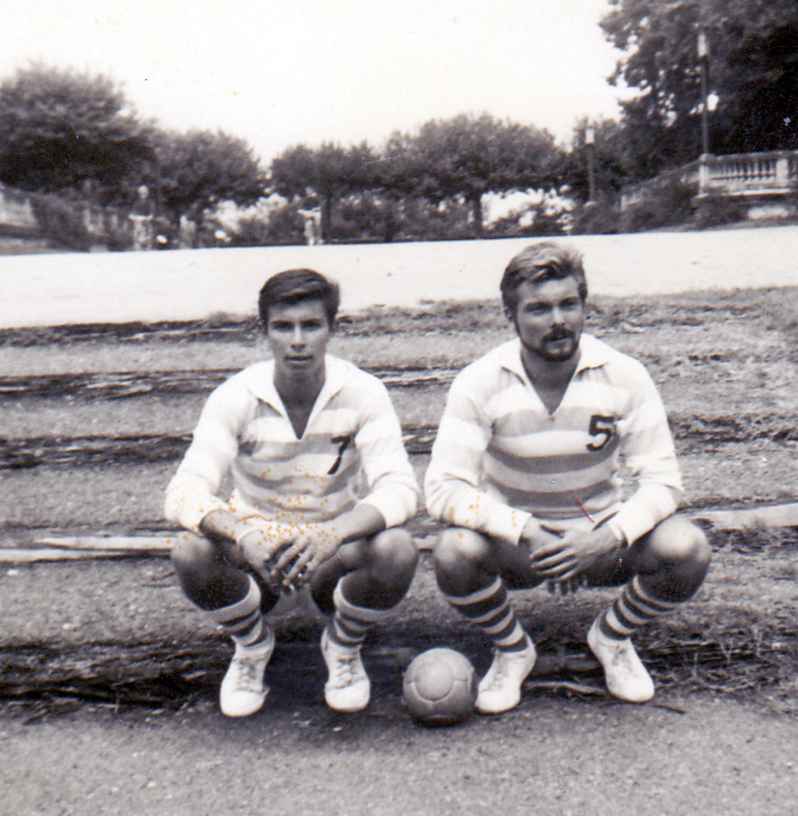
xmin=331 ymin=652 xmax=357 ymax=687
xmin=484 ymin=650 xmax=514 ymax=690
xmin=610 ymin=640 xmax=636 ymax=670
xmin=231 ymin=655 xmax=262 ymax=693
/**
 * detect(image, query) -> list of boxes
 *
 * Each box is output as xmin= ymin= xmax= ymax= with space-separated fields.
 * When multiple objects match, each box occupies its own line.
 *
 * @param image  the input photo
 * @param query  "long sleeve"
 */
xmin=164 ymin=379 xmax=251 ymax=533
xmin=611 ymin=365 xmax=683 ymax=543
xmin=424 ymin=381 xmax=534 ymax=544
xmin=355 ymin=381 xmax=419 ymax=527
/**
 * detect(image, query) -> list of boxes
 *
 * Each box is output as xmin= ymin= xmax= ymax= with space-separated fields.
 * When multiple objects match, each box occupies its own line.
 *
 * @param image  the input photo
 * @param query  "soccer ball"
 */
xmin=402 ymin=648 xmax=477 ymax=725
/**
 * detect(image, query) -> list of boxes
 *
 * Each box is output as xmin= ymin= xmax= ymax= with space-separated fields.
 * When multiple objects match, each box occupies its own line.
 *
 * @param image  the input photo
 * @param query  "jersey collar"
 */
xmin=242 ymin=354 xmax=349 ymax=414
xmin=499 ymin=333 xmax=611 ymax=381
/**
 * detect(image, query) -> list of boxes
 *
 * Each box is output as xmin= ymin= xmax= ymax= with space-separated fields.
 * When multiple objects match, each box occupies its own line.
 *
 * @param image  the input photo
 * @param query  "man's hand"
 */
xmin=270 ymin=523 xmax=342 ymax=590
xmin=520 ymin=519 xmax=565 ymax=558
xmin=529 ymin=524 xmax=620 ymax=582
xmin=235 ymin=522 xmax=295 ymax=575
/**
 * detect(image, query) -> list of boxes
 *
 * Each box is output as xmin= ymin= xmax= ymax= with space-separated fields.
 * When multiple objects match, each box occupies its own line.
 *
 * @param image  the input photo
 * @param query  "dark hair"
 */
xmin=500 ymin=242 xmax=588 ymax=320
xmin=258 ymin=268 xmax=340 ymax=328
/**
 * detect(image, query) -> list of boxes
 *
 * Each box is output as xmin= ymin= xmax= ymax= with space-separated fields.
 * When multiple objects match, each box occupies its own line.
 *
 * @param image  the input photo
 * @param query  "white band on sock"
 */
xmin=209 ymin=576 xmax=261 ymax=624
xmin=444 ymin=576 xmax=503 ymax=607
xmin=631 ymin=576 xmax=680 ymax=613
xmin=494 ymin=620 xmax=525 ymax=648
xmin=333 ymin=582 xmax=394 ymax=624
xmin=604 ymin=606 xmax=635 ymax=637
xmin=481 ymin=607 xmax=514 ymax=636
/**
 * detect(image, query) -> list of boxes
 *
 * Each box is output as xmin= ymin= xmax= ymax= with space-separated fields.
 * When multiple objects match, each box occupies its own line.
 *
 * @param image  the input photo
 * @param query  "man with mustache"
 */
xmin=424 ymin=242 xmax=711 ymax=714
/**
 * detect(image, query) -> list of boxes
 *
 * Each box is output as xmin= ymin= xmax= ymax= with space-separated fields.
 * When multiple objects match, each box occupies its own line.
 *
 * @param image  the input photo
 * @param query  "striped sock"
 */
xmin=208 ymin=576 xmax=270 ymax=651
xmin=599 ymin=575 xmax=681 ymax=640
xmin=445 ymin=577 xmax=527 ymax=653
xmin=328 ymin=582 xmax=392 ymax=651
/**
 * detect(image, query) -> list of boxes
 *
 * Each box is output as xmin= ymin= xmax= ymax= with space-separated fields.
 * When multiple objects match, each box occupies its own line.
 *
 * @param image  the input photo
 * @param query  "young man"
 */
xmin=166 ymin=269 xmax=419 ymax=717
xmin=424 ymin=242 xmax=711 ymax=714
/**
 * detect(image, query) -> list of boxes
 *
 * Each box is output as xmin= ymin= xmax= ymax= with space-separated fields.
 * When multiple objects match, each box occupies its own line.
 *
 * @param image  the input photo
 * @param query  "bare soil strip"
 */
xmin=0 ymin=365 xmax=457 ymax=399
xmin=0 ymin=632 xmax=769 ymax=707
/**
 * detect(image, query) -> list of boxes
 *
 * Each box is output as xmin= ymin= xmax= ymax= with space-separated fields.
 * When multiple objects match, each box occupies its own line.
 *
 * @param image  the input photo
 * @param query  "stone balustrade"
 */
xmin=697 ymin=150 xmax=798 ymax=196
xmin=620 ymin=150 xmax=798 ymax=214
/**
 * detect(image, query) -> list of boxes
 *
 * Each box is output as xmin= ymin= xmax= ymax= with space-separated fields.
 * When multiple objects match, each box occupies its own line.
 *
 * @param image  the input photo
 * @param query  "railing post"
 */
xmin=698 ymin=154 xmax=711 ymax=195
xmin=776 ymin=156 xmax=790 ymax=189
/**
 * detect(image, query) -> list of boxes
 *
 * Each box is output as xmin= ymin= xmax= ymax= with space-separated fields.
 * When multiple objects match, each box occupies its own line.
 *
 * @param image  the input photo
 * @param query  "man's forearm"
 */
xmin=611 ymin=484 xmax=681 ymax=545
xmin=199 ymin=508 xmax=251 ymax=544
xmin=324 ymin=504 xmax=387 ymax=545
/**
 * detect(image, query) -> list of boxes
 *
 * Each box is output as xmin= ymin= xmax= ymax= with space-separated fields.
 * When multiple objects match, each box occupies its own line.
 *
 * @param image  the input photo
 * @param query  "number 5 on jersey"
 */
xmin=586 ymin=414 xmax=616 ymax=451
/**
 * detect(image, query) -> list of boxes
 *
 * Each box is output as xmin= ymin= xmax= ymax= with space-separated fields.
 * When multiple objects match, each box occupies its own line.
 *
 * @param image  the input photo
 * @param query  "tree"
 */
xmin=0 ymin=63 xmax=154 ymax=195
xmin=148 ymin=129 xmax=267 ymax=232
xmin=560 ymin=117 xmax=632 ymax=203
xmin=231 ymin=204 xmax=306 ymax=247
xmin=601 ymin=0 xmax=798 ymax=178
xmin=270 ymin=141 xmax=378 ymax=241
xmin=400 ymin=113 xmax=561 ymax=237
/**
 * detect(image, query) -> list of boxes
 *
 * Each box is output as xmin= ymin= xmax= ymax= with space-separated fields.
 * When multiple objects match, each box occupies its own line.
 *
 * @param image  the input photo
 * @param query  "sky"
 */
xmin=2 ymin=0 xmax=627 ymax=167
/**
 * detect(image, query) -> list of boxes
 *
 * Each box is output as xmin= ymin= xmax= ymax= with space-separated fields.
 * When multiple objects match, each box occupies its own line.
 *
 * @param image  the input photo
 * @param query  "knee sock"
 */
xmin=328 ymin=582 xmax=393 ymax=651
xmin=599 ymin=575 xmax=681 ymax=641
xmin=444 ymin=576 xmax=528 ymax=653
xmin=208 ymin=576 xmax=270 ymax=651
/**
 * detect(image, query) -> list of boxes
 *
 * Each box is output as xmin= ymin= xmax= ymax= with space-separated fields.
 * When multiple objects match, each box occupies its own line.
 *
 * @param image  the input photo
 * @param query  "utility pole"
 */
xmin=698 ymin=29 xmax=711 ymax=156
xmin=585 ymin=126 xmax=596 ymax=203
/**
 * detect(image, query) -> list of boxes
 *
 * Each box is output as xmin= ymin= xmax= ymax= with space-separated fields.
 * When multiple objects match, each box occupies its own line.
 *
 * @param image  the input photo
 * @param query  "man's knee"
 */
xmin=367 ymin=528 xmax=419 ymax=584
xmin=171 ymin=532 xmax=215 ymax=575
xmin=433 ymin=527 xmax=491 ymax=581
xmin=642 ymin=516 xmax=712 ymax=584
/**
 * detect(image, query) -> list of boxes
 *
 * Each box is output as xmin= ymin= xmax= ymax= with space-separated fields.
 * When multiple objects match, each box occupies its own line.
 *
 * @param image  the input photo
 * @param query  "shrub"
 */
xmin=488 ymin=204 xmax=569 ymax=238
xmin=693 ymin=195 xmax=750 ymax=229
xmin=103 ymin=224 xmax=135 ymax=251
xmin=233 ymin=205 xmax=305 ymax=246
xmin=570 ymin=196 xmax=621 ymax=235
xmin=619 ymin=177 xmax=695 ymax=232
xmin=30 ymin=193 xmax=92 ymax=251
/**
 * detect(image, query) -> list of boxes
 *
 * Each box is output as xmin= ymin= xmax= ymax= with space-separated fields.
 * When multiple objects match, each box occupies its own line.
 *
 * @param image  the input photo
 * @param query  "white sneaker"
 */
xmin=219 ymin=627 xmax=275 ymax=718
xmin=588 ymin=618 xmax=654 ymax=703
xmin=476 ymin=636 xmax=537 ymax=715
xmin=320 ymin=627 xmax=370 ymax=713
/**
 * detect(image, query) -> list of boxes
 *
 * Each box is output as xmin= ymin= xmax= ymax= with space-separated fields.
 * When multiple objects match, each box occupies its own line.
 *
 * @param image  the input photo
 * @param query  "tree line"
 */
xmin=1 ymin=1 xmax=795 ymax=246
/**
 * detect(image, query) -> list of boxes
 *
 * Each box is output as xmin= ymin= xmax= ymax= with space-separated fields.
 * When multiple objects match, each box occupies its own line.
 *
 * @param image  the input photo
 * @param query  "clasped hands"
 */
xmin=235 ymin=520 xmax=341 ymax=592
xmin=521 ymin=520 xmax=621 ymax=596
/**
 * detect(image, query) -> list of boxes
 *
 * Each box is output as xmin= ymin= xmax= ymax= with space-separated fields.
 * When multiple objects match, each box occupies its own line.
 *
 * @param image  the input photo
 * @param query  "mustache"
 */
xmin=544 ymin=329 xmax=575 ymax=342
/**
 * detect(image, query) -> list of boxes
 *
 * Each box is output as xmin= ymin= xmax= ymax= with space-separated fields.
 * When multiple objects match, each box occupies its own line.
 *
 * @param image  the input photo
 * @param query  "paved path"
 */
xmin=1 ymin=226 xmax=797 ymax=328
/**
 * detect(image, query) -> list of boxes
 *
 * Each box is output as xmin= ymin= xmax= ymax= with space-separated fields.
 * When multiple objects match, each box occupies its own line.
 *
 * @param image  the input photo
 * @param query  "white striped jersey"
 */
xmin=165 ymin=355 xmax=419 ymax=534
xmin=424 ymin=334 xmax=683 ymax=545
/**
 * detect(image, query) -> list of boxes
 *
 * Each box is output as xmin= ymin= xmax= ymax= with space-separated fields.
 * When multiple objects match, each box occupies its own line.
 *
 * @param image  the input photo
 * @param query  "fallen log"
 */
xmin=691 ymin=503 xmax=798 ymax=530
xmin=0 ymin=501 xmax=795 ymax=565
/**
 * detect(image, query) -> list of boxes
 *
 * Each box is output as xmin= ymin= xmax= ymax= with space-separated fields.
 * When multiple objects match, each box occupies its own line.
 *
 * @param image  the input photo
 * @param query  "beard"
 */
xmin=526 ymin=329 xmax=580 ymax=362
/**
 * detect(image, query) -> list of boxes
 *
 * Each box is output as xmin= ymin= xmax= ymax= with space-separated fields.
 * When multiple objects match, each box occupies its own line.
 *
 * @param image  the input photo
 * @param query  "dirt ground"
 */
xmin=2 ymin=251 xmax=798 ymax=815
